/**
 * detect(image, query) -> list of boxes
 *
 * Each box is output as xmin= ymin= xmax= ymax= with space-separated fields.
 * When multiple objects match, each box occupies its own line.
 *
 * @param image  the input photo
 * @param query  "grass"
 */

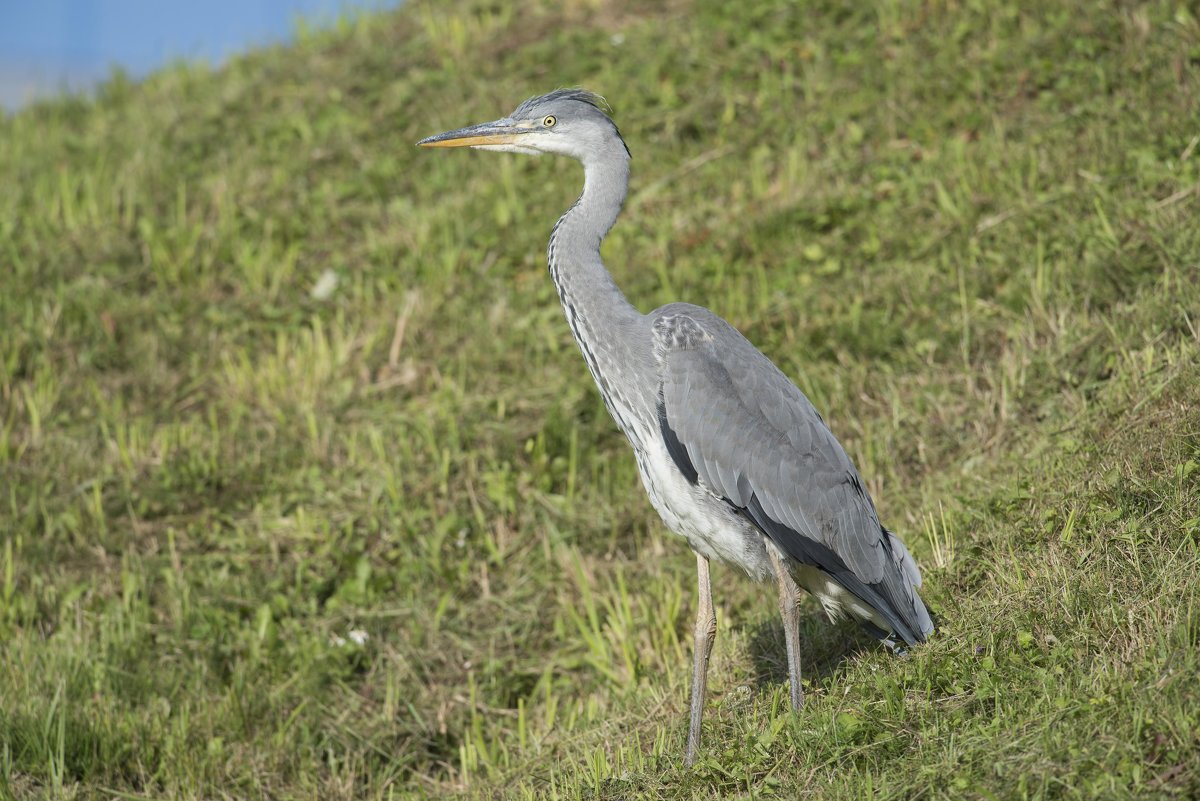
xmin=1 ymin=0 xmax=1199 ymax=797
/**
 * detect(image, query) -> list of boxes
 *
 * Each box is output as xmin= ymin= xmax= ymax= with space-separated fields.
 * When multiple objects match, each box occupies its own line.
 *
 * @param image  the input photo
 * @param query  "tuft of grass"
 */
xmin=2 ymin=0 xmax=1199 ymax=798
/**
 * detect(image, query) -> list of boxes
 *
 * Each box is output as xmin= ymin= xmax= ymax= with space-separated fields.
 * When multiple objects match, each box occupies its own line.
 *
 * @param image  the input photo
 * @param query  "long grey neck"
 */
xmin=548 ymin=142 xmax=652 ymax=440
xmin=548 ymin=148 xmax=637 ymax=324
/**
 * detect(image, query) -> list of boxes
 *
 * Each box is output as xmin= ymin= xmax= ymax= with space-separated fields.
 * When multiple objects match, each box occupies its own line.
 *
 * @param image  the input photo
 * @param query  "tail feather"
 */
xmin=887 ymin=529 xmax=934 ymax=640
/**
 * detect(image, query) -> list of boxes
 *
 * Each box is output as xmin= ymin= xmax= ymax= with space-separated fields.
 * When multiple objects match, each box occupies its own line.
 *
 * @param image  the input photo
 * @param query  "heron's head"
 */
xmin=418 ymin=89 xmax=628 ymax=163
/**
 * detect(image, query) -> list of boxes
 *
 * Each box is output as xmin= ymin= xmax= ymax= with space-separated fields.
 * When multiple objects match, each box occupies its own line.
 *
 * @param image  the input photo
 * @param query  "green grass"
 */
xmin=2 ymin=0 xmax=1199 ymax=797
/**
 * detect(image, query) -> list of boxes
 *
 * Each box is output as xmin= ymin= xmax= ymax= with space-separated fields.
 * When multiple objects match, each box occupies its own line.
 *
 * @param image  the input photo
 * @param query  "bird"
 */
xmin=418 ymin=89 xmax=934 ymax=765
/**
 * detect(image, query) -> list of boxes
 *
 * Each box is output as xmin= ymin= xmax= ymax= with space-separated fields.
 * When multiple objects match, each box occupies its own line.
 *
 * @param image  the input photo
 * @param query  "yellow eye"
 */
xmin=543 ymin=115 xmax=556 ymax=127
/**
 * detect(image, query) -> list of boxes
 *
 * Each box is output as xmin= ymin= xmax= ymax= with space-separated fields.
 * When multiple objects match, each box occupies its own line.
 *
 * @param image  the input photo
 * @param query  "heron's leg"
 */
xmin=768 ymin=547 xmax=805 ymax=711
xmin=685 ymin=552 xmax=716 ymax=766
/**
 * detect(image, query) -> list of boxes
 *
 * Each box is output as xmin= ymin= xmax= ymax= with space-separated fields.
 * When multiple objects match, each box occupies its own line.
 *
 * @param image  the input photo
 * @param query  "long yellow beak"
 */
xmin=417 ymin=120 xmax=522 ymax=148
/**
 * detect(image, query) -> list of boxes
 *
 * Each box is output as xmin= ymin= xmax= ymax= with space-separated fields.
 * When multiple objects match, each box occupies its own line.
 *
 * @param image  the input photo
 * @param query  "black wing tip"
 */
xmin=867 ymin=579 xmax=936 ymax=647
xmin=886 ymin=613 xmax=923 ymax=648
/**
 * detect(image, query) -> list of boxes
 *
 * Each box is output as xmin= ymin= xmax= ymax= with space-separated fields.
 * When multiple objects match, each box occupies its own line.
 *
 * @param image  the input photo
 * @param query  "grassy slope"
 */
xmin=2 ymin=0 xmax=1199 ymax=798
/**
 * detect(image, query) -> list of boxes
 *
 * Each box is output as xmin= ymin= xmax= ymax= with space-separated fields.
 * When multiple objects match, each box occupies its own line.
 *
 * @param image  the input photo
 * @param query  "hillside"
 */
xmin=1 ymin=0 xmax=1198 ymax=798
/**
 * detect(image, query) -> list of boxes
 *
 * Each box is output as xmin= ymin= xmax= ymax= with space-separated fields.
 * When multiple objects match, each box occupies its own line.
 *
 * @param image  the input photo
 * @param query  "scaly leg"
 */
xmin=768 ymin=547 xmax=805 ymax=710
xmin=685 ymin=552 xmax=717 ymax=766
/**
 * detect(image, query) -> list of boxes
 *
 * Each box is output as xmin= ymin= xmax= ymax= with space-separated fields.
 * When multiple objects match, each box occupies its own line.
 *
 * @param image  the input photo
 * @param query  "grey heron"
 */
xmin=419 ymin=89 xmax=934 ymax=765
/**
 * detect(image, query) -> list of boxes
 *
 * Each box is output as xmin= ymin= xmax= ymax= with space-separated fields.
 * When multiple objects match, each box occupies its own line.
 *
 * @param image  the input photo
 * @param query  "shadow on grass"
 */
xmin=743 ymin=612 xmax=879 ymax=691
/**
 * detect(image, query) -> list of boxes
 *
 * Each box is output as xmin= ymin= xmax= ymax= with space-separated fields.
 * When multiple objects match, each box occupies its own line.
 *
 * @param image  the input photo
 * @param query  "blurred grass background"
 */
xmin=1 ymin=0 xmax=1199 ymax=798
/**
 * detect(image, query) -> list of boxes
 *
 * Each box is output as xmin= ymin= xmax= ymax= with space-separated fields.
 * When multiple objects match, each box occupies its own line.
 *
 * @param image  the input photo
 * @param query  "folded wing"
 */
xmin=651 ymin=304 xmax=933 ymax=645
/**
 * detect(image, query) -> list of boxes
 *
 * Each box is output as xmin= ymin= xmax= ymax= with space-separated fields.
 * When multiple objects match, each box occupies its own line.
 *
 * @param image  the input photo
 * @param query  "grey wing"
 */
xmin=651 ymin=304 xmax=934 ymax=646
